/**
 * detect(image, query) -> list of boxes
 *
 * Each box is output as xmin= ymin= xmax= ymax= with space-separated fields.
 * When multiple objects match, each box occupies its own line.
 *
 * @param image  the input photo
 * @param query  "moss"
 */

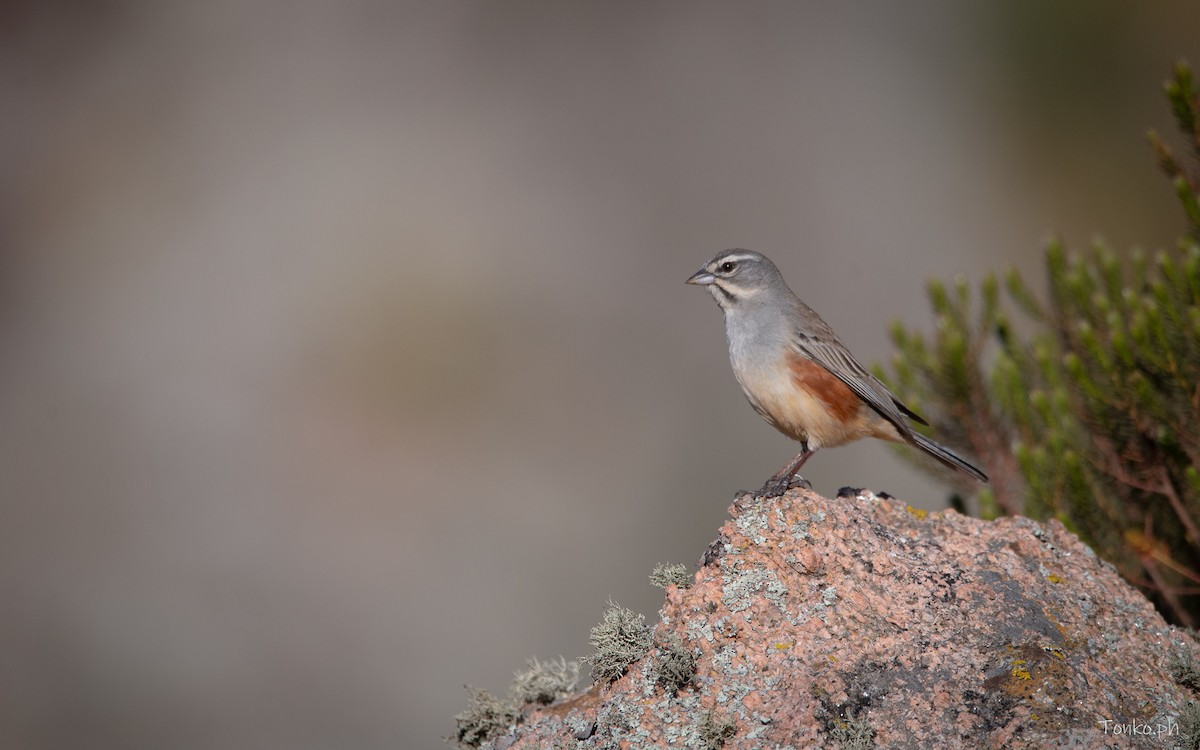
xmin=509 ymin=656 xmax=580 ymax=706
xmin=649 ymin=562 xmax=693 ymax=589
xmin=653 ymin=638 xmax=697 ymax=693
xmin=452 ymin=687 xmax=519 ymax=749
xmin=698 ymin=710 xmax=736 ymax=750
xmin=586 ymin=601 xmax=653 ymax=684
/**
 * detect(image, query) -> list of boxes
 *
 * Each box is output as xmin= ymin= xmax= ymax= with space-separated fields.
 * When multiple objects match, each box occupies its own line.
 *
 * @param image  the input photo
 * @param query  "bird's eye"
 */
xmin=720 ymin=261 xmax=737 ymax=273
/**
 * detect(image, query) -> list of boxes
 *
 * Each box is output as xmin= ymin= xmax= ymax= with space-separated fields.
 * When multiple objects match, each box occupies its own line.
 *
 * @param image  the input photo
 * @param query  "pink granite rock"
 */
xmin=495 ymin=488 xmax=1200 ymax=749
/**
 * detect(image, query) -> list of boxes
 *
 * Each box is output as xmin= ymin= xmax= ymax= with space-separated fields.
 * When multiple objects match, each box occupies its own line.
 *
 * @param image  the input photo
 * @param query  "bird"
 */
xmin=686 ymin=248 xmax=987 ymax=496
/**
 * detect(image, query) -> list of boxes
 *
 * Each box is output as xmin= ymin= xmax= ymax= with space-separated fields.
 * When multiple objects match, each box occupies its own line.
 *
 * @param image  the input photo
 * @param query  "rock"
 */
xmin=498 ymin=488 xmax=1200 ymax=749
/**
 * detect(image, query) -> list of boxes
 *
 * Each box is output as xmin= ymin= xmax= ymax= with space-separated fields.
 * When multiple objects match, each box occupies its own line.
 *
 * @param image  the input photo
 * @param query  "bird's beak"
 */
xmin=686 ymin=269 xmax=715 ymax=286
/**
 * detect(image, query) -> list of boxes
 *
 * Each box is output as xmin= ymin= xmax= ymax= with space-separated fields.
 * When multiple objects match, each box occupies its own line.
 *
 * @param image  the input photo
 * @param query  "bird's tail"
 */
xmin=908 ymin=432 xmax=988 ymax=483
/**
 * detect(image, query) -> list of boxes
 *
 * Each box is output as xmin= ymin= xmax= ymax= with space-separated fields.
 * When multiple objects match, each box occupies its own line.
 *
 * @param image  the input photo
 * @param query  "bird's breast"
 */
xmin=726 ymin=328 xmax=878 ymax=448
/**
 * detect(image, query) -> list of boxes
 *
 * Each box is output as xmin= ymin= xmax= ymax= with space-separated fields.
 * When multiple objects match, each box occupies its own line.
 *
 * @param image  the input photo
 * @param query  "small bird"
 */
xmin=687 ymin=249 xmax=987 ymax=496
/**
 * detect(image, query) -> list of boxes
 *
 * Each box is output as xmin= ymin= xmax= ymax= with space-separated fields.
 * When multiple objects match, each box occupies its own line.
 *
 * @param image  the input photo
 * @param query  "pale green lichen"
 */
xmin=722 ymin=566 xmax=788 ymax=614
xmin=735 ymin=509 xmax=770 ymax=546
xmin=821 ymin=585 xmax=838 ymax=607
xmin=831 ymin=711 xmax=876 ymax=750
xmin=649 ymin=562 xmax=693 ymax=589
xmin=452 ymin=687 xmax=519 ymax=749
xmin=653 ymin=638 xmax=697 ymax=693
xmin=586 ymin=601 xmax=653 ymax=684
xmin=698 ymin=710 xmax=736 ymax=749
xmin=509 ymin=656 xmax=580 ymax=705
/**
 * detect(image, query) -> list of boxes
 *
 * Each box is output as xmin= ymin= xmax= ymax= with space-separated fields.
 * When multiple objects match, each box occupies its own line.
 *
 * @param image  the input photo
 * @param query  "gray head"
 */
xmin=685 ymin=249 xmax=790 ymax=311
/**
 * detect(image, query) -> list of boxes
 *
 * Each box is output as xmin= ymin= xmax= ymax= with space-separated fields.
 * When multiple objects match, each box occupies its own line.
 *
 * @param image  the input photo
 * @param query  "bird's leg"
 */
xmin=758 ymin=445 xmax=816 ymax=497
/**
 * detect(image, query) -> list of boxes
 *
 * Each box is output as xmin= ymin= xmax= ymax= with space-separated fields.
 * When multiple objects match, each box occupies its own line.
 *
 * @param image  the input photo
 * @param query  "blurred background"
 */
xmin=2 ymin=2 xmax=1199 ymax=748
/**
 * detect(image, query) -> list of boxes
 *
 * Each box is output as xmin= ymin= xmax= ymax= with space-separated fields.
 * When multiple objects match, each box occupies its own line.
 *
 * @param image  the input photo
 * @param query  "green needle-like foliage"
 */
xmin=1149 ymin=60 xmax=1200 ymax=241
xmin=879 ymin=61 xmax=1200 ymax=627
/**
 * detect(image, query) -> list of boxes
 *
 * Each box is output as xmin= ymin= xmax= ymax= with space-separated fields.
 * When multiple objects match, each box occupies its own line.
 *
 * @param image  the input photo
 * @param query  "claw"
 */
xmin=789 ymin=475 xmax=813 ymax=491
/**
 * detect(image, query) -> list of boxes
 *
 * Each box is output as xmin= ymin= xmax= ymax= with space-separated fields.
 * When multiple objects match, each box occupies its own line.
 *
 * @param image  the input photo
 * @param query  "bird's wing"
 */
xmin=791 ymin=333 xmax=928 ymax=431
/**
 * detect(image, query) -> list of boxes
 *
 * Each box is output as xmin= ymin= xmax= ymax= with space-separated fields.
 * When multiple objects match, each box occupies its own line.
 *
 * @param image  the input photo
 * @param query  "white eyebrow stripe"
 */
xmin=712 ymin=251 xmax=760 ymax=266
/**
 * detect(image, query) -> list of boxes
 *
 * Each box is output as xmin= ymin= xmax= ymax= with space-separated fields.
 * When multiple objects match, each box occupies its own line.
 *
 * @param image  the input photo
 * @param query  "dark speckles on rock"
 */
xmin=701 ymin=533 xmax=730 ymax=567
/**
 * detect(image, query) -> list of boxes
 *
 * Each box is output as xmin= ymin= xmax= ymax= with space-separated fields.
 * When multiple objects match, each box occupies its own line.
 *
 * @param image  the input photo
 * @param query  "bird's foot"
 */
xmin=758 ymin=446 xmax=816 ymax=497
xmin=757 ymin=474 xmax=809 ymax=497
